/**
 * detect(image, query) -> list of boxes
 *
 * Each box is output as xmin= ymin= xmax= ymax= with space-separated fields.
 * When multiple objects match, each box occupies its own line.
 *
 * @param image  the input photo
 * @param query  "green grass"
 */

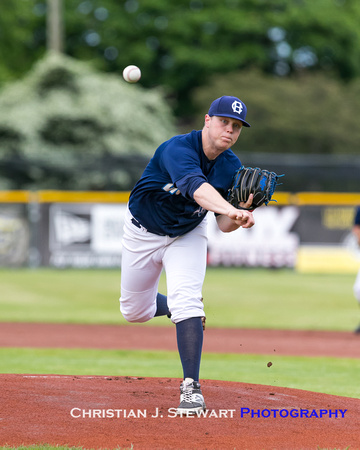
xmin=0 ymin=268 xmax=358 ymax=450
xmin=0 ymin=267 xmax=358 ymax=331
xmin=1 ymin=267 xmax=359 ymax=404
xmin=1 ymin=347 xmax=359 ymax=399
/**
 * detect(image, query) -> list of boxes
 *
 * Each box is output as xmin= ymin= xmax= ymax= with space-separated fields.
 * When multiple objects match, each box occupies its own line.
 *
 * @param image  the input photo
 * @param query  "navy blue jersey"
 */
xmin=355 ymin=207 xmax=360 ymax=226
xmin=129 ymin=130 xmax=241 ymax=237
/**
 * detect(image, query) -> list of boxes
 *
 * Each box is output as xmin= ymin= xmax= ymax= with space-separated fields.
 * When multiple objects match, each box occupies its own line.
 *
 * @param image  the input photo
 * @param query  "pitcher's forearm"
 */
xmin=193 ymin=183 xmax=255 ymax=230
xmin=193 ymin=182 xmax=233 ymax=216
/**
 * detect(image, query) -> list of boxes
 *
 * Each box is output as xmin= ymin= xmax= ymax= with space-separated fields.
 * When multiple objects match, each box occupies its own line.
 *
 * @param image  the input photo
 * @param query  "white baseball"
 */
xmin=122 ymin=65 xmax=141 ymax=83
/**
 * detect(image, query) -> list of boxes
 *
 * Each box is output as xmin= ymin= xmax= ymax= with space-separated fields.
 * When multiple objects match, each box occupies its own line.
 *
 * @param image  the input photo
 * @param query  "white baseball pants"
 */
xmin=120 ymin=207 xmax=207 ymax=324
xmin=354 ymin=270 xmax=360 ymax=303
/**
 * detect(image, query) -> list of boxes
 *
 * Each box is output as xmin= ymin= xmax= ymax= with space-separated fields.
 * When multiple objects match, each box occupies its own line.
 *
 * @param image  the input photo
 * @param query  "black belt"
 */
xmin=131 ymin=217 xmax=160 ymax=235
xmin=131 ymin=217 xmax=143 ymax=229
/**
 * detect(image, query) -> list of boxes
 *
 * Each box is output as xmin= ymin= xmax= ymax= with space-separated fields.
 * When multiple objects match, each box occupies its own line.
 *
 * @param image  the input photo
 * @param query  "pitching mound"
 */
xmin=1 ymin=374 xmax=360 ymax=449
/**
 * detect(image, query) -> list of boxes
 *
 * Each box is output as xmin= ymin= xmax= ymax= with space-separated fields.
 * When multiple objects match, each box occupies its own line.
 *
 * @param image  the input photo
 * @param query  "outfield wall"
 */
xmin=0 ymin=190 xmax=359 ymax=273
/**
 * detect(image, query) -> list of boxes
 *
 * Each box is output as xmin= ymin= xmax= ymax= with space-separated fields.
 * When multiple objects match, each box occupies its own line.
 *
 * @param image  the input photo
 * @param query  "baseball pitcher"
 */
xmin=119 ymin=95 xmax=278 ymax=415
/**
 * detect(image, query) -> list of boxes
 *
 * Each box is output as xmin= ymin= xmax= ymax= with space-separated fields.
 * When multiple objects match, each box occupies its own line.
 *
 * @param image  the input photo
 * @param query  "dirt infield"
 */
xmin=1 ymin=322 xmax=360 ymax=358
xmin=1 ymin=323 xmax=360 ymax=449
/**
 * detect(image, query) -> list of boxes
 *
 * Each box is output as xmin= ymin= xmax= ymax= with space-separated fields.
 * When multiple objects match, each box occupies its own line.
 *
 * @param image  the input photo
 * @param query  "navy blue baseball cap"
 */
xmin=208 ymin=96 xmax=251 ymax=127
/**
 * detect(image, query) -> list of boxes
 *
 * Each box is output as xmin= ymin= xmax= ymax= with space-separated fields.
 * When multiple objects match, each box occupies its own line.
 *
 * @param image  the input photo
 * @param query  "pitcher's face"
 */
xmin=204 ymin=115 xmax=242 ymax=154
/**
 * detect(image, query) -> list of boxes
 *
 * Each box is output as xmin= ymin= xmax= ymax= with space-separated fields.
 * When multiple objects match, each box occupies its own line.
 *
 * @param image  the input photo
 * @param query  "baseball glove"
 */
xmin=227 ymin=166 xmax=282 ymax=210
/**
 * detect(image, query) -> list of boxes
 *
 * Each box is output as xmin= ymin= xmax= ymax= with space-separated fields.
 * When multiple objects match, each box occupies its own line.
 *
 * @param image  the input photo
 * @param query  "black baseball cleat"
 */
xmin=354 ymin=323 xmax=360 ymax=334
xmin=176 ymin=378 xmax=206 ymax=416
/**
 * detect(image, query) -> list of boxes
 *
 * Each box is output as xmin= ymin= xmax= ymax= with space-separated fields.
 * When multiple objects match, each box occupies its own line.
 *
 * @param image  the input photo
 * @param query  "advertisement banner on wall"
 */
xmin=292 ymin=205 xmax=359 ymax=273
xmin=0 ymin=204 xmax=29 ymax=267
xmin=207 ymin=206 xmax=300 ymax=268
xmin=42 ymin=203 xmax=127 ymax=268
xmin=35 ymin=201 xmax=359 ymax=271
xmin=41 ymin=203 xmax=302 ymax=269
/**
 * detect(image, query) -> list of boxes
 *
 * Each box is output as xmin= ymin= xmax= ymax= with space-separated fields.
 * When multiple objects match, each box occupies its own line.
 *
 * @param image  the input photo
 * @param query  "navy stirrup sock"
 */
xmin=176 ymin=317 xmax=203 ymax=381
xmin=154 ymin=293 xmax=170 ymax=317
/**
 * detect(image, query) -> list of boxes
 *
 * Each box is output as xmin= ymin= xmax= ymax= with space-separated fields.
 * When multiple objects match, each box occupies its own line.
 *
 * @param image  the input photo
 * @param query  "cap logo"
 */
xmin=231 ymin=101 xmax=243 ymax=115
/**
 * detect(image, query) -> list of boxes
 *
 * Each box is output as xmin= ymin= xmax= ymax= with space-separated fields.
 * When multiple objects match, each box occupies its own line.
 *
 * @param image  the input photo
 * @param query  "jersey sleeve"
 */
xmin=159 ymin=137 xmax=207 ymax=199
xmin=355 ymin=207 xmax=360 ymax=226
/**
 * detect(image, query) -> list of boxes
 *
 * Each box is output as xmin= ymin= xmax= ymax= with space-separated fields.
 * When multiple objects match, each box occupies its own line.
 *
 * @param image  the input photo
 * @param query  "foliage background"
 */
xmin=3 ymin=0 xmax=360 ymax=114
xmin=0 ymin=53 xmax=175 ymax=190
xmin=0 ymin=0 xmax=360 ymax=190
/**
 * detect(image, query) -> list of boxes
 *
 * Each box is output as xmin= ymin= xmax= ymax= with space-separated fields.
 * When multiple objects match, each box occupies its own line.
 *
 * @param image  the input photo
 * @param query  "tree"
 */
xmin=193 ymin=69 xmax=360 ymax=156
xmin=0 ymin=53 xmax=176 ymax=190
xmin=1 ymin=0 xmax=360 ymax=117
xmin=0 ymin=1 xmax=45 ymax=82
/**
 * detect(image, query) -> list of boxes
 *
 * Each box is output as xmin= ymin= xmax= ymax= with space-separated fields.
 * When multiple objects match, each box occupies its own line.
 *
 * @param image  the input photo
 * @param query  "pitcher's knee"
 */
xmin=169 ymin=297 xmax=204 ymax=324
xmin=121 ymin=310 xmax=152 ymax=323
xmin=119 ymin=296 xmax=156 ymax=323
